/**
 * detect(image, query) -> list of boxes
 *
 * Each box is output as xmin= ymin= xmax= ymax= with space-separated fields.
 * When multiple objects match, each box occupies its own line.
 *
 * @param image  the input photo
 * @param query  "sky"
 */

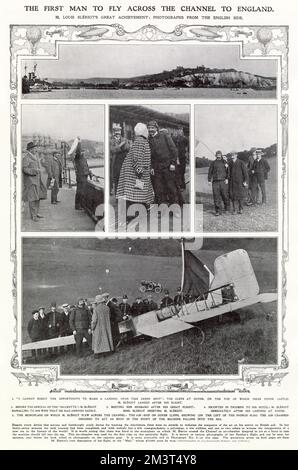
xmin=195 ymin=105 xmax=277 ymax=158
xmin=22 ymin=105 xmax=104 ymax=141
xmin=22 ymin=43 xmax=277 ymax=79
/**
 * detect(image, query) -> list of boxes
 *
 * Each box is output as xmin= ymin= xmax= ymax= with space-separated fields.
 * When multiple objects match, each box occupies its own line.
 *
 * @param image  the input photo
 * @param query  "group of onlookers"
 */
xmin=208 ymin=148 xmax=270 ymax=216
xmin=110 ymin=121 xmax=189 ymax=217
xmin=26 ymin=288 xmax=191 ymax=359
xmin=22 ymin=138 xmax=93 ymax=221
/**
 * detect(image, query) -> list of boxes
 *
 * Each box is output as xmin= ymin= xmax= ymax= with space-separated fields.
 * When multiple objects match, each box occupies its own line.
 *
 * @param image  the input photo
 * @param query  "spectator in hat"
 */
xmin=173 ymin=126 xmax=189 ymax=190
xmin=110 ymin=124 xmax=131 ymax=195
xmin=38 ymin=307 xmax=49 ymax=340
xmin=144 ymin=294 xmax=158 ymax=312
xmin=246 ymin=148 xmax=258 ymax=205
xmin=106 ymin=297 xmax=123 ymax=348
xmin=46 ymin=302 xmax=61 ymax=339
xmin=131 ymin=297 xmax=145 ymax=317
xmin=251 ymin=149 xmax=270 ymax=205
xmin=174 ymin=288 xmax=185 ymax=306
xmin=148 ymin=120 xmax=180 ymax=207
xmin=70 ymin=298 xmax=92 ymax=357
xmin=119 ymin=294 xmax=132 ymax=318
xmin=73 ymin=139 xmax=92 ymax=211
xmin=27 ymin=310 xmax=43 ymax=342
xmin=47 ymin=151 xmax=63 ymax=205
xmin=59 ymin=304 xmax=72 ymax=337
xmin=229 ymin=151 xmax=249 ymax=214
xmin=22 ymin=142 xmax=47 ymax=222
xmin=208 ymin=150 xmax=230 ymax=216
xmin=91 ymin=295 xmax=114 ymax=358
xmin=160 ymin=290 xmax=174 ymax=309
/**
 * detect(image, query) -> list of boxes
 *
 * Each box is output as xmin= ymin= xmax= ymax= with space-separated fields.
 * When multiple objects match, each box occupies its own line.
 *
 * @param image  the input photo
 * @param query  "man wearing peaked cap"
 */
xmin=160 ymin=289 xmax=174 ymax=309
xmin=229 ymin=151 xmax=249 ymax=214
xmin=208 ymin=150 xmax=230 ymax=216
xmin=251 ymin=149 xmax=270 ymax=205
xmin=22 ymin=141 xmax=47 ymax=222
xmin=148 ymin=120 xmax=180 ymax=207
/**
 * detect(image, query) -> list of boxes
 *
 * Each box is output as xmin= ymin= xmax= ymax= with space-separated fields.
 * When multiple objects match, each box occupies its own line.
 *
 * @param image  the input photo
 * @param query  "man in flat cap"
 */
xmin=119 ymin=294 xmax=132 ymax=318
xmin=110 ymin=123 xmax=131 ymax=195
xmin=69 ymin=298 xmax=92 ymax=357
xmin=251 ymin=149 xmax=270 ymax=205
xmin=22 ymin=142 xmax=47 ymax=222
xmin=208 ymin=150 xmax=230 ymax=216
xmin=160 ymin=289 xmax=174 ymax=309
xmin=47 ymin=151 xmax=63 ymax=205
xmin=229 ymin=151 xmax=249 ymax=214
xmin=148 ymin=120 xmax=180 ymax=207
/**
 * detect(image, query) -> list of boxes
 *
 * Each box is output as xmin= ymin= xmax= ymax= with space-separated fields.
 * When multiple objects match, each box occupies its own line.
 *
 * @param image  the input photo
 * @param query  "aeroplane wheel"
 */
xmin=155 ymin=286 xmax=162 ymax=293
xmin=139 ymin=285 xmax=146 ymax=293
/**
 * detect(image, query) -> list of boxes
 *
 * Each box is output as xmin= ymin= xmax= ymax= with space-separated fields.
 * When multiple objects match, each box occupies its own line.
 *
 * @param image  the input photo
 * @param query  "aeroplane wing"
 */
xmin=179 ymin=292 xmax=277 ymax=325
xmin=22 ymin=334 xmax=76 ymax=351
xmin=134 ymin=317 xmax=193 ymax=338
xmin=134 ymin=292 xmax=277 ymax=338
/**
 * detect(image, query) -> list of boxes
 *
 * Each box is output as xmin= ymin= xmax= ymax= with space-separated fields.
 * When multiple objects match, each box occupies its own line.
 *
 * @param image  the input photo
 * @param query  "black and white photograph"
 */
xmin=21 ymin=43 xmax=277 ymax=100
xmin=21 ymin=237 xmax=278 ymax=376
xmin=108 ymin=105 xmax=191 ymax=232
xmin=195 ymin=104 xmax=278 ymax=232
xmin=21 ymin=104 xmax=105 ymax=231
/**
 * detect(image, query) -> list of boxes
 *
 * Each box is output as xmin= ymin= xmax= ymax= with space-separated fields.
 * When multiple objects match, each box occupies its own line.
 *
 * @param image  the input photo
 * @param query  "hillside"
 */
xmin=48 ymin=66 xmax=276 ymax=90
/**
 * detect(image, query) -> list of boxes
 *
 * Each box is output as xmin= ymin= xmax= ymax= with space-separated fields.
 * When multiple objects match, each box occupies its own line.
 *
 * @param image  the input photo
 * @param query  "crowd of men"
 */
xmin=208 ymin=148 xmax=270 ymax=216
xmin=22 ymin=139 xmax=94 ymax=222
xmin=26 ymin=288 xmax=193 ymax=359
xmin=110 ymin=120 xmax=189 ymax=206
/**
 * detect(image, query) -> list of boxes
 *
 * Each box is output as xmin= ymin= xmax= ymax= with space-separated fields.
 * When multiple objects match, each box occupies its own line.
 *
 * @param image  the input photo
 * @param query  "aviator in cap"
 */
xmin=215 ymin=150 xmax=222 ymax=157
xmin=147 ymin=120 xmax=159 ymax=129
xmin=256 ymin=148 xmax=264 ymax=155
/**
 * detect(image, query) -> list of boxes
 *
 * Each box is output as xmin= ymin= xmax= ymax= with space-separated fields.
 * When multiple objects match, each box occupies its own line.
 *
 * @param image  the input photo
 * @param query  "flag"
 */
xmin=182 ymin=250 xmax=210 ymax=297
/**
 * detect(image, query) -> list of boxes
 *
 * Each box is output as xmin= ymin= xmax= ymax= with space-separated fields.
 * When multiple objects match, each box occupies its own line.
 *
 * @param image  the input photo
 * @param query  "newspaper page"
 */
xmin=0 ymin=0 xmax=297 ymax=453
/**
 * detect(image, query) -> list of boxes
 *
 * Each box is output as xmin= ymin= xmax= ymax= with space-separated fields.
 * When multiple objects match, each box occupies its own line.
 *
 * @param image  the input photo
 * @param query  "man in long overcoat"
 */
xmin=148 ymin=121 xmax=180 ymax=206
xmin=229 ymin=152 xmax=249 ymax=214
xmin=69 ymin=298 xmax=92 ymax=357
xmin=73 ymin=140 xmax=91 ymax=210
xmin=22 ymin=142 xmax=47 ymax=221
xmin=91 ymin=295 xmax=114 ymax=358
xmin=251 ymin=149 xmax=271 ymax=205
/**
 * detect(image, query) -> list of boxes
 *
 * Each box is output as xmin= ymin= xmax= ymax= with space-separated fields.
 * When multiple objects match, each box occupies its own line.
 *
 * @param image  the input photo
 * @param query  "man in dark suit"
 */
xmin=148 ymin=121 xmax=180 ymax=206
xmin=146 ymin=294 xmax=158 ymax=312
xmin=47 ymin=302 xmax=61 ymax=339
xmin=119 ymin=294 xmax=132 ymax=318
xmin=69 ymin=298 xmax=92 ymax=357
xmin=48 ymin=151 xmax=63 ymax=204
xmin=73 ymin=140 xmax=92 ymax=211
xmin=131 ymin=297 xmax=145 ymax=317
xmin=229 ymin=152 xmax=249 ymax=214
xmin=160 ymin=290 xmax=174 ymax=309
xmin=208 ymin=150 xmax=230 ymax=216
xmin=27 ymin=310 xmax=43 ymax=342
xmin=251 ymin=149 xmax=270 ymax=205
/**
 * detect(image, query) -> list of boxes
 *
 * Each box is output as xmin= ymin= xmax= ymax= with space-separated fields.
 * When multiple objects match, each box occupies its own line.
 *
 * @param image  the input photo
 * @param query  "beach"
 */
xmin=23 ymin=87 xmax=276 ymax=100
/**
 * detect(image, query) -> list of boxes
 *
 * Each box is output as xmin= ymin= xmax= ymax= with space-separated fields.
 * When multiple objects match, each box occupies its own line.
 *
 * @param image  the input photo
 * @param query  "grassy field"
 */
xmin=196 ymin=159 xmax=277 ymax=232
xmin=22 ymin=240 xmax=278 ymax=375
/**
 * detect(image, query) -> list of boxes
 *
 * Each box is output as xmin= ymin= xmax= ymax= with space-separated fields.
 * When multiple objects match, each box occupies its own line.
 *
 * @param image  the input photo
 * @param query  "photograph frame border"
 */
xmin=10 ymin=23 xmax=289 ymax=392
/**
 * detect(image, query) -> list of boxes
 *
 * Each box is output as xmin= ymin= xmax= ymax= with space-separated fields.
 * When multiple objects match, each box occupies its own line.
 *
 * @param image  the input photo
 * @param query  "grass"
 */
xmin=196 ymin=159 xmax=277 ymax=232
xmin=22 ymin=241 xmax=278 ymax=375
